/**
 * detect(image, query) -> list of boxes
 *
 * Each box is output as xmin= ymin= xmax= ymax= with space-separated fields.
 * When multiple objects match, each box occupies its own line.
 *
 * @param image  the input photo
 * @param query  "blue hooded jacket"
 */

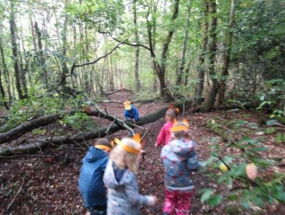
xmin=79 ymin=146 xmax=108 ymax=208
xmin=124 ymin=105 xmax=140 ymax=121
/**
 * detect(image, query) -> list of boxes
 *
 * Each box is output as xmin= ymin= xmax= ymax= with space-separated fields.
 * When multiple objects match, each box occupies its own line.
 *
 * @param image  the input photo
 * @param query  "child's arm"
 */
xmin=133 ymin=106 xmax=140 ymax=121
xmin=187 ymin=151 xmax=201 ymax=171
xmin=156 ymin=126 xmax=166 ymax=147
xmin=124 ymin=110 xmax=131 ymax=120
xmin=124 ymin=172 xmax=154 ymax=206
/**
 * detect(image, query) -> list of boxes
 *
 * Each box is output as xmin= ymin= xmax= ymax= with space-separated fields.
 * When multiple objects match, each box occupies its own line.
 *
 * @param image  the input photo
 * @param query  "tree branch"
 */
xmin=70 ymin=42 xmax=123 ymax=75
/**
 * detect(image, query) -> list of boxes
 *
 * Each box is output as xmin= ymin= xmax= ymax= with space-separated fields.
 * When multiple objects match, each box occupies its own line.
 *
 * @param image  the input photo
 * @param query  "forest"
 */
xmin=0 ymin=0 xmax=285 ymax=214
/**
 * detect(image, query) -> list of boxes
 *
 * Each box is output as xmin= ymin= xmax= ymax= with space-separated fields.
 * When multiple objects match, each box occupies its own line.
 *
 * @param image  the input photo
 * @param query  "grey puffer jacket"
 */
xmin=161 ymin=139 xmax=200 ymax=192
xmin=103 ymin=161 xmax=152 ymax=215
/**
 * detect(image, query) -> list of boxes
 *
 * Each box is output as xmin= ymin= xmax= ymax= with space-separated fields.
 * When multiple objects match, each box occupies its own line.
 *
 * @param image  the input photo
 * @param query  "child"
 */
xmin=79 ymin=138 xmax=113 ymax=215
xmin=103 ymin=137 xmax=157 ymax=215
xmin=123 ymin=101 xmax=140 ymax=121
xmin=156 ymin=109 xmax=176 ymax=147
xmin=161 ymin=121 xmax=200 ymax=215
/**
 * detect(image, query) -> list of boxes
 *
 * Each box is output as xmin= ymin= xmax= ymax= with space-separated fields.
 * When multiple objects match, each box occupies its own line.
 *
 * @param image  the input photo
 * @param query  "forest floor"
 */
xmin=0 ymin=90 xmax=285 ymax=215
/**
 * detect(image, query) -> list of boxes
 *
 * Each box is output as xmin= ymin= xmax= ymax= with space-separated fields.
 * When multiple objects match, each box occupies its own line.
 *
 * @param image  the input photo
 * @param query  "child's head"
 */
xmin=170 ymin=121 xmax=190 ymax=139
xmin=109 ymin=137 xmax=141 ymax=172
xmin=165 ymin=109 xmax=176 ymax=122
xmin=94 ymin=138 xmax=113 ymax=153
xmin=123 ymin=101 xmax=132 ymax=110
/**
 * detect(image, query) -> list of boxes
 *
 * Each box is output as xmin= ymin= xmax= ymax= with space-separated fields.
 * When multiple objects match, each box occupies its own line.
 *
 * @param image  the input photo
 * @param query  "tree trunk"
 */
xmin=133 ymin=0 xmax=141 ymax=91
xmin=35 ymin=22 xmax=48 ymax=88
xmin=159 ymin=0 xmax=180 ymax=100
xmin=200 ymin=0 xmax=218 ymax=111
xmin=61 ymin=0 xmax=69 ymax=88
xmin=195 ymin=0 xmax=209 ymax=98
xmin=176 ymin=0 xmax=192 ymax=85
xmin=9 ymin=1 xmax=25 ymax=99
xmin=19 ymin=27 xmax=28 ymax=97
xmin=217 ymin=0 xmax=236 ymax=106
xmin=0 ymin=25 xmax=12 ymax=106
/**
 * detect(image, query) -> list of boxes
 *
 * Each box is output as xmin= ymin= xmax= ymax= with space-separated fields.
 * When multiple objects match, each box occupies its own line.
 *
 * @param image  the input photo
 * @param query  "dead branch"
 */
xmin=102 ymin=88 xmax=133 ymax=96
xmin=0 ymin=114 xmax=62 ymax=144
xmin=99 ymin=98 xmax=159 ymax=104
xmin=0 ymin=99 xmax=203 ymax=156
xmin=70 ymin=42 xmax=123 ymax=75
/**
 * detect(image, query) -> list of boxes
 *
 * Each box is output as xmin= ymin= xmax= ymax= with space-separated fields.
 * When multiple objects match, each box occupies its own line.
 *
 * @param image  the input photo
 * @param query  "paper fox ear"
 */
xmin=111 ymin=140 xmax=116 ymax=147
xmin=132 ymin=133 xmax=141 ymax=143
xmin=182 ymin=119 xmax=189 ymax=126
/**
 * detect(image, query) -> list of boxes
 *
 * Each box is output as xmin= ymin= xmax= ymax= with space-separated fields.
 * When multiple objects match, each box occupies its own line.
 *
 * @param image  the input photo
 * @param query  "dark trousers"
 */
xmin=88 ymin=205 xmax=106 ymax=215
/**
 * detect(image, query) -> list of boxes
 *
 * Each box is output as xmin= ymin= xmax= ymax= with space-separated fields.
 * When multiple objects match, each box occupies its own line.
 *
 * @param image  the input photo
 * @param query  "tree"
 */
xmin=195 ymin=0 xmax=209 ymax=99
xmin=217 ymin=0 xmax=236 ymax=106
xmin=9 ymin=0 xmax=26 ymax=99
xmin=133 ymin=0 xmax=141 ymax=91
xmin=200 ymin=0 xmax=218 ymax=111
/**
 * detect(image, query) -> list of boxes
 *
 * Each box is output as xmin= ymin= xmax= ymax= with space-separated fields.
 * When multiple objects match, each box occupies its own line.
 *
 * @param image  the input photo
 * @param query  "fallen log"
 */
xmin=0 ymin=99 xmax=203 ymax=156
xmin=0 ymin=108 xmax=127 ymax=145
xmin=98 ymin=98 xmax=159 ymax=104
xmin=0 ymin=115 xmax=62 ymax=144
xmin=102 ymin=88 xmax=133 ymax=96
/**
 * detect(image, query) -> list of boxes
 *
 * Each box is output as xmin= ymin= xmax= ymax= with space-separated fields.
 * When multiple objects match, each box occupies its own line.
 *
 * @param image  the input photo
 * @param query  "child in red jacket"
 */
xmin=156 ymin=109 xmax=177 ymax=147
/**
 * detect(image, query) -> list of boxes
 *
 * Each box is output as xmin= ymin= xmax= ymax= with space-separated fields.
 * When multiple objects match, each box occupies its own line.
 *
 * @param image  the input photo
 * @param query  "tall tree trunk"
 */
xmin=29 ymin=15 xmax=37 ymax=52
xmin=35 ymin=22 xmax=48 ymax=88
xmin=184 ymin=61 xmax=191 ymax=86
xmin=0 ymin=24 xmax=12 ymax=105
xmin=9 ymin=1 xmax=25 ymax=99
xmin=217 ymin=0 xmax=236 ymax=106
xmin=133 ymin=0 xmax=141 ymax=91
xmin=149 ymin=0 xmax=158 ymax=92
xmin=0 ymin=69 xmax=8 ymax=109
xmin=19 ymin=25 xmax=28 ymax=96
xmin=195 ymin=0 xmax=209 ymax=98
xmin=158 ymin=0 xmax=180 ymax=100
xmin=61 ymin=0 xmax=69 ymax=88
xmin=200 ymin=0 xmax=218 ymax=111
xmin=176 ymin=0 xmax=192 ymax=85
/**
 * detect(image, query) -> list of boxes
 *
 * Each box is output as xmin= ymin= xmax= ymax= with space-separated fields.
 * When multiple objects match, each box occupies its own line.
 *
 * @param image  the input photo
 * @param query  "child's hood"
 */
xmin=104 ymin=161 xmax=131 ymax=189
xmin=84 ymin=146 xmax=107 ymax=162
xmin=171 ymin=139 xmax=196 ymax=157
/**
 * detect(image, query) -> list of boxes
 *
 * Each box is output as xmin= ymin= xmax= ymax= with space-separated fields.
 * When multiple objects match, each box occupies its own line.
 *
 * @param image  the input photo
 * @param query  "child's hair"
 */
xmin=109 ymin=137 xmax=141 ymax=173
xmin=165 ymin=109 xmax=176 ymax=121
xmin=94 ymin=138 xmax=113 ymax=151
xmin=170 ymin=121 xmax=189 ymax=139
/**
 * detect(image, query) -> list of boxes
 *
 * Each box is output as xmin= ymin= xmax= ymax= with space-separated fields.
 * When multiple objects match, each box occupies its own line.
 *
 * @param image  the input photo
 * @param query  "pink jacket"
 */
xmin=156 ymin=121 xmax=174 ymax=147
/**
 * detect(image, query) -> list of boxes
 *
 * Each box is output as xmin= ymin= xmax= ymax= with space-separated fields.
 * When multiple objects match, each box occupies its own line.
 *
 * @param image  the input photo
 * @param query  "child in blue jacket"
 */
xmin=79 ymin=138 xmax=113 ymax=215
xmin=161 ymin=121 xmax=201 ymax=215
xmin=123 ymin=101 xmax=140 ymax=121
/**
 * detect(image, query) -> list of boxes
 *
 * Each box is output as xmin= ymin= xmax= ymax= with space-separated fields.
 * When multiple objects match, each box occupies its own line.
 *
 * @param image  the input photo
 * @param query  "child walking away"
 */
xmin=123 ymin=101 xmax=140 ymax=121
xmin=103 ymin=137 xmax=157 ymax=215
xmin=156 ymin=109 xmax=177 ymax=147
xmin=79 ymin=138 xmax=113 ymax=215
xmin=161 ymin=121 xmax=201 ymax=215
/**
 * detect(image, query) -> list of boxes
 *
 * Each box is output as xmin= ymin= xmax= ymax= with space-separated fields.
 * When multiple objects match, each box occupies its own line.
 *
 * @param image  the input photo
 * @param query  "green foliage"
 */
xmin=63 ymin=112 xmax=96 ymax=131
xmin=257 ymin=79 xmax=285 ymax=117
xmin=202 ymin=117 xmax=285 ymax=210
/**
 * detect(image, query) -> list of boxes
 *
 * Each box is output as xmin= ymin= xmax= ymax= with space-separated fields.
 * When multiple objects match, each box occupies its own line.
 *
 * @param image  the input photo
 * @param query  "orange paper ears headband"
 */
xmin=114 ymin=138 xmax=141 ymax=154
xmin=95 ymin=145 xmax=112 ymax=151
xmin=170 ymin=120 xmax=190 ymax=132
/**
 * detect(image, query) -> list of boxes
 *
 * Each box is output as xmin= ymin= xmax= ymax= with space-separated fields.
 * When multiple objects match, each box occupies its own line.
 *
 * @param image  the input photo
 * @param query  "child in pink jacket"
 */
xmin=156 ymin=109 xmax=176 ymax=147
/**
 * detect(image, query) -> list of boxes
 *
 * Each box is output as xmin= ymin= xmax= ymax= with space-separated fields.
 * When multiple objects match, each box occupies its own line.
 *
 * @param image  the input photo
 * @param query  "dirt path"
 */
xmin=0 ymin=91 xmax=284 ymax=215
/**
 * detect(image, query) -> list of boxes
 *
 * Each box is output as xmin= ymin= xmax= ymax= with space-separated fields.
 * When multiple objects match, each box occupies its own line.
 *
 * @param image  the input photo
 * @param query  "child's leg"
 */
xmin=163 ymin=189 xmax=176 ymax=215
xmin=175 ymin=190 xmax=195 ymax=215
xmin=88 ymin=205 xmax=106 ymax=215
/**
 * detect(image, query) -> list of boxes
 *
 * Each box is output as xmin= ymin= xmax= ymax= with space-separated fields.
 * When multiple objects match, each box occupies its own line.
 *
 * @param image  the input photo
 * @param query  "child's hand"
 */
xmin=147 ymin=195 xmax=157 ymax=206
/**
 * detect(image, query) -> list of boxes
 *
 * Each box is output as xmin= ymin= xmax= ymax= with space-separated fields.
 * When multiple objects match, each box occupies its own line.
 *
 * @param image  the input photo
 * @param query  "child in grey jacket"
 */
xmin=161 ymin=121 xmax=201 ymax=215
xmin=103 ymin=137 xmax=156 ymax=215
